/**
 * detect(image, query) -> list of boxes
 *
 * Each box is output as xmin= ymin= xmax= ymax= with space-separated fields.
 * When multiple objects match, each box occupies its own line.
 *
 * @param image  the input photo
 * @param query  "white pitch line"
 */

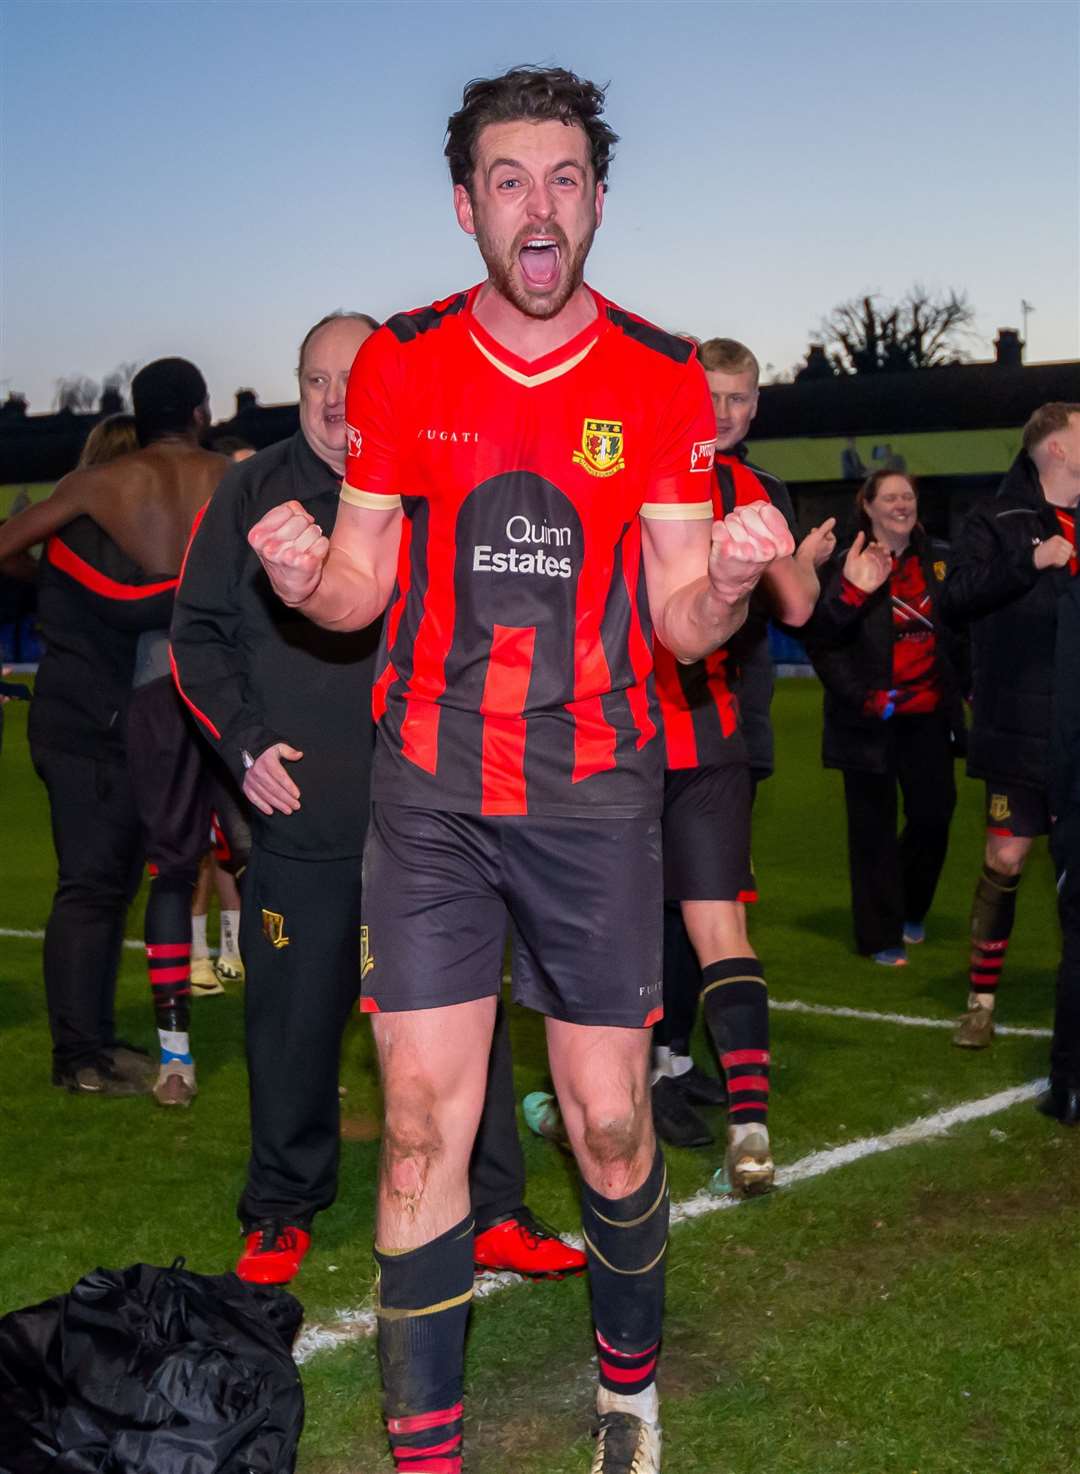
xmin=770 ymin=996 xmax=1052 ymax=1039
xmin=292 ymin=1076 xmax=1047 ymax=1364
xmin=0 ymin=928 xmax=1053 ymax=1040
xmin=0 ymin=926 xmax=144 ymax=950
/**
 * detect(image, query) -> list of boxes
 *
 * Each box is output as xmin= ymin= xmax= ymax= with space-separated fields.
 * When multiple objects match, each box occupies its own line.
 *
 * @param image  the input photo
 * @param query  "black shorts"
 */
xmin=127 ymin=676 xmax=246 ymax=877
xmin=359 ymin=803 xmax=663 ymax=1028
xmin=662 ymin=764 xmax=756 ymax=903
xmin=985 ymin=781 xmax=1050 ymax=839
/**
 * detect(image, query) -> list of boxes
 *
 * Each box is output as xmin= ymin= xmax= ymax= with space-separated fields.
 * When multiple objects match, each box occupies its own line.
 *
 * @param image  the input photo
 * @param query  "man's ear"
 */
xmin=453 ymin=182 xmax=476 ymax=237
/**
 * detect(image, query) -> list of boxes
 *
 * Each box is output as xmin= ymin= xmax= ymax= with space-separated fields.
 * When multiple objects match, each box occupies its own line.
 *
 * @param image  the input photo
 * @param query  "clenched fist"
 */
xmin=1033 ymin=534 xmax=1074 ymax=571
xmin=708 ymin=500 xmax=795 ymax=604
xmin=248 ymin=500 xmax=331 ymax=607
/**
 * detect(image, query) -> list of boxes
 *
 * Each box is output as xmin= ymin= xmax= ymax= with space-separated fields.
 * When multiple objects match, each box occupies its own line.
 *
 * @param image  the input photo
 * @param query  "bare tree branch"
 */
xmin=815 ymin=287 xmax=976 ymax=374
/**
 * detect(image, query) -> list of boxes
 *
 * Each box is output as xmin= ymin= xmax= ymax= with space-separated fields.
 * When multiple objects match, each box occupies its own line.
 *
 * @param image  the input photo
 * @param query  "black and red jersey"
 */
xmin=343 ymin=285 xmax=717 ymax=818
xmin=890 ymin=549 xmax=940 ymax=713
xmin=653 ymin=455 xmax=771 ymax=770
xmin=1055 ymin=507 xmax=1078 ymax=576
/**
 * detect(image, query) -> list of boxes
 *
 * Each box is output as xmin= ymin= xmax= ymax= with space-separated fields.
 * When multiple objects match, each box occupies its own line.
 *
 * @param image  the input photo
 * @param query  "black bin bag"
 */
xmin=0 ymin=1260 xmax=305 ymax=1473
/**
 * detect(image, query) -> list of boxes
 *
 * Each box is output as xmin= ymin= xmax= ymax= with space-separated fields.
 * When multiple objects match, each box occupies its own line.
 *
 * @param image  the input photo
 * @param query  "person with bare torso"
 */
xmin=0 ymin=359 xmax=235 ymax=1102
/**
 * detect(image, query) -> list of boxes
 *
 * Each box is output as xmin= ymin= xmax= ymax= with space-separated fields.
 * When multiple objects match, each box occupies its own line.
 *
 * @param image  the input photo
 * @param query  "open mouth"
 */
xmin=518 ymin=237 xmax=561 ymax=289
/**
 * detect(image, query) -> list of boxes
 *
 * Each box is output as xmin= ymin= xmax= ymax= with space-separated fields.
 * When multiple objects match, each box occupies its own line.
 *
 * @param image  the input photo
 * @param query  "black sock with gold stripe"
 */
xmin=701 ymin=958 xmax=770 ymax=1126
xmin=375 ymin=1213 xmax=474 ymax=1473
xmin=582 ymin=1146 xmax=668 ymax=1396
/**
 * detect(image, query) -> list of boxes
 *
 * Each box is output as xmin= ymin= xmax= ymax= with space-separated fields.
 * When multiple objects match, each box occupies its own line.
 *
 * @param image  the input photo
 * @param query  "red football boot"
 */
xmin=473 ymin=1207 xmax=585 ymax=1279
xmin=236 ymin=1221 xmax=312 ymax=1284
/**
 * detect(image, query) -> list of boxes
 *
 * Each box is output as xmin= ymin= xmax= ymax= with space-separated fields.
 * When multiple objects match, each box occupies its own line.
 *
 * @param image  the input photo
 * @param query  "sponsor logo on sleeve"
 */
xmin=346 ymin=424 xmax=363 ymax=458
xmin=690 ymin=438 xmax=717 ymax=473
xmin=573 ymin=419 xmax=625 ymax=478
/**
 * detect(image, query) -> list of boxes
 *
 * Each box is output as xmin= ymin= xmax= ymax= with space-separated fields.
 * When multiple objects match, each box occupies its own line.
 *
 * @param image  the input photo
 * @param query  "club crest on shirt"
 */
xmin=690 ymin=438 xmax=717 ymax=473
xmin=261 ymin=908 xmax=290 ymax=949
xmin=360 ymin=925 xmax=375 ymax=978
xmin=573 ymin=419 xmax=625 ymax=478
xmin=346 ymin=423 xmax=363 ymax=458
xmin=989 ymin=793 xmax=1011 ymax=822
xmin=933 ymin=560 xmax=946 ymax=582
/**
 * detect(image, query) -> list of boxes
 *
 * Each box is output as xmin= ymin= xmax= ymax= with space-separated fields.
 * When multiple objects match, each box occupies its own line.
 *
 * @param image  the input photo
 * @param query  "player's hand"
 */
xmin=243 ymin=742 xmax=303 ymax=816
xmin=248 ymin=500 xmax=330 ymax=607
xmin=842 ymin=531 xmax=892 ymax=593
xmin=708 ymin=500 xmax=795 ymax=604
xmin=796 ymin=516 xmax=837 ymax=570
xmin=1033 ymin=535 xmax=1073 ymax=571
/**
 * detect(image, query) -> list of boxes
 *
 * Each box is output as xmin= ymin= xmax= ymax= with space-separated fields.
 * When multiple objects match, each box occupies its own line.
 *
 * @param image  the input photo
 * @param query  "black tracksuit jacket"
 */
xmin=941 ymin=451 xmax=1073 ymax=791
xmin=169 ymin=432 xmax=380 ymax=860
xmin=804 ymin=529 xmax=961 ymax=776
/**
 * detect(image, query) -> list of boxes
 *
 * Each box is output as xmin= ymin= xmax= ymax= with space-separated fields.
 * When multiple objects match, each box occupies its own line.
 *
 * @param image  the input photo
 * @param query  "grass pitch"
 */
xmin=0 ymin=680 xmax=1073 ymax=1473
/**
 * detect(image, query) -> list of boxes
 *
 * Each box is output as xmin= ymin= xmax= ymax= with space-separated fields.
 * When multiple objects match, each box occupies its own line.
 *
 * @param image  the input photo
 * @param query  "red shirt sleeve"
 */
xmin=341 ymin=328 xmax=404 ymax=509
xmin=640 ymin=356 xmax=716 ymax=522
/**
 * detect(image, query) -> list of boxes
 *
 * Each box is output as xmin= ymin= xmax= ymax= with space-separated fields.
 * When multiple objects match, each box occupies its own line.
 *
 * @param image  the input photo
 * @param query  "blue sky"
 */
xmin=3 ymin=0 xmax=1078 ymax=420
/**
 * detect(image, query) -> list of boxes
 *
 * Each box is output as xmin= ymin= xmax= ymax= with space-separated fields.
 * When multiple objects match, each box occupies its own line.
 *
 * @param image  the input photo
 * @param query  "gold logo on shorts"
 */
xmin=573 ymin=419 xmax=625 ymax=478
xmin=262 ymin=909 xmax=290 ymax=948
xmin=933 ymin=559 xmax=946 ymax=582
xmin=989 ymin=793 xmax=1011 ymax=822
xmin=360 ymin=925 xmax=375 ymax=979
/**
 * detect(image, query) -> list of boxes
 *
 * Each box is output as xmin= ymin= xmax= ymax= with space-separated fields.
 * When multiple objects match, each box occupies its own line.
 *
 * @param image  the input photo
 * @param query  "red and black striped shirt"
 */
xmin=343 ymin=285 xmax=717 ymax=818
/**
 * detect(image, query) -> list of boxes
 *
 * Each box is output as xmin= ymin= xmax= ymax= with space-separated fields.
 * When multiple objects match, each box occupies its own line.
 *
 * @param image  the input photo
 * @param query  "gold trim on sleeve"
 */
xmin=340 ymin=483 xmax=403 ymax=510
xmin=639 ymin=500 xmax=714 ymax=521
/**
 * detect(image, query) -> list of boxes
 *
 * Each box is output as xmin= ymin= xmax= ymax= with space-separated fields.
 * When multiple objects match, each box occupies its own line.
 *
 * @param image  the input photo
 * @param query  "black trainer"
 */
xmin=651 ymin=1075 xmax=712 ymax=1149
xmin=52 ymin=1056 xmax=150 ymax=1097
xmin=672 ymin=1063 xmax=728 ymax=1108
xmin=1036 ymin=1083 xmax=1080 ymax=1126
xmin=103 ymin=1041 xmax=157 ymax=1088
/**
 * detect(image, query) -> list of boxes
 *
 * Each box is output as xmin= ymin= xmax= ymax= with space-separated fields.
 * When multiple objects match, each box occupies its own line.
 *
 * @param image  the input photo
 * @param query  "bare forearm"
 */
xmin=657 ymin=575 xmax=749 ymax=662
xmin=768 ymin=555 xmax=819 ymax=627
xmin=291 ymin=545 xmax=387 ymax=632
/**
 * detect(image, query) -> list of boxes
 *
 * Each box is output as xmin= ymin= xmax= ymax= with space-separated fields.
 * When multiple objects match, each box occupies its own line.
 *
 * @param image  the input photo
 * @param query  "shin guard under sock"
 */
xmin=969 ymin=865 xmax=1020 ymax=997
xmin=583 ymin=1146 xmax=669 ymax=1397
xmin=701 ymin=957 xmax=770 ymax=1125
xmin=375 ymin=1214 xmax=474 ymax=1473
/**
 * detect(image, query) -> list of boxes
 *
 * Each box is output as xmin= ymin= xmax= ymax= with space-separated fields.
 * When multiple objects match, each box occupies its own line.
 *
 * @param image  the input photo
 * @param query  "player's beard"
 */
xmin=475 ymin=217 xmax=595 ymax=321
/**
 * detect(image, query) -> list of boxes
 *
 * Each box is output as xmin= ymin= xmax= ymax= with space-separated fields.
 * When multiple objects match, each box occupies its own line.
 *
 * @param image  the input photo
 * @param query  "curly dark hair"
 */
xmin=445 ymin=66 xmax=618 ymax=193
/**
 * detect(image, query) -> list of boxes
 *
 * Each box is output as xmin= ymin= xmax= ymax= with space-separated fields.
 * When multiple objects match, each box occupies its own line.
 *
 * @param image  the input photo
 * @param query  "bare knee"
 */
xmin=381 ymin=1086 xmax=443 ymax=1219
xmin=580 ymin=1093 xmax=652 ymax=1196
xmin=985 ymin=836 xmax=1030 ymax=876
